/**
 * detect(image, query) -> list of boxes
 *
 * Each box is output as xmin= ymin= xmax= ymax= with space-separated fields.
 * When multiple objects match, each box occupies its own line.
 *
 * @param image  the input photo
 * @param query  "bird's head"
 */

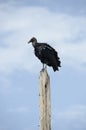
xmin=28 ymin=37 xmax=37 ymax=47
xmin=28 ymin=37 xmax=37 ymax=44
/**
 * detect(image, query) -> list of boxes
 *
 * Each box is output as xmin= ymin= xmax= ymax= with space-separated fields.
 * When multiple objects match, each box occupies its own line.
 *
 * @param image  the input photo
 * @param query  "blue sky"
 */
xmin=0 ymin=0 xmax=86 ymax=130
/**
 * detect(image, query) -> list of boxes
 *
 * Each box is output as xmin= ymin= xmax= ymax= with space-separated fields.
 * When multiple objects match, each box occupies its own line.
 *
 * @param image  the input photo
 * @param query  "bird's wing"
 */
xmin=35 ymin=43 xmax=54 ymax=55
xmin=40 ymin=43 xmax=61 ymax=68
xmin=34 ymin=43 xmax=61 ymax=70
xmin=41 ymin=43 xmax=59 ymax=58
xmin=35 ymin=43 xmax=58 ymax=62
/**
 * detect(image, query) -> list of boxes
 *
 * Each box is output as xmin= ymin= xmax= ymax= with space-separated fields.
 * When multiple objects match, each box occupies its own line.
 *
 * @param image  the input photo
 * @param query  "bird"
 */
xmin=28 ymin=37 xmax=61 ymax=71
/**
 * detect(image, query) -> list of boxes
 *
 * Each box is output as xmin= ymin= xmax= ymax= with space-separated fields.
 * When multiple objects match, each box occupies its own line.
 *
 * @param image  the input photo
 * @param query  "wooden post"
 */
xmin=39 ymin=69 xmax=51 ymax=130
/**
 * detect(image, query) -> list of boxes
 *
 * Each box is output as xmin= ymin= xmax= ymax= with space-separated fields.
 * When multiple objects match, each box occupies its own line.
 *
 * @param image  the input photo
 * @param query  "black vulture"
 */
xmin=28 ymin=37 xmax=61 ymax=71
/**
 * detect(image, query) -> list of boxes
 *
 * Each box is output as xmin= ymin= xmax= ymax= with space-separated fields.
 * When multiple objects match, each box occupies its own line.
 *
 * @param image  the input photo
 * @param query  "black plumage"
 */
xmin=28 ymin=37 xmax=61 ymax=71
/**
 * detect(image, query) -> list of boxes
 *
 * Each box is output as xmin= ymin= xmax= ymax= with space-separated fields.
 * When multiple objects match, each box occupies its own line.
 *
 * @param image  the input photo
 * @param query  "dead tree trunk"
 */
xmin=39 ymin=69 xmax=51 ymax=130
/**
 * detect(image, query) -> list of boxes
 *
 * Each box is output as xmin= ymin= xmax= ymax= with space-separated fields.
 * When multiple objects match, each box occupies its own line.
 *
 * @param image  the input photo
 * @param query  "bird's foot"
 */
xmin=42 ymin=64 xmax=47 ymax=71
xmin=45 ymin=65 xmax=47 ymax=70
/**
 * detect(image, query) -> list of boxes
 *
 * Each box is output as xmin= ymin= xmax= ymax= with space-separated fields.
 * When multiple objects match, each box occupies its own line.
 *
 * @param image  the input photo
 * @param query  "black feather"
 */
xmin=28 ymin=37 xmax=61 ymax=71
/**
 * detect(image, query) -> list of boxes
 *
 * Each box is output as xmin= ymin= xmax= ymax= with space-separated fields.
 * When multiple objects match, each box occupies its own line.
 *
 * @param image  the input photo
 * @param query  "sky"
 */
xmin=0 ymin=0 xmax=86 ymax=130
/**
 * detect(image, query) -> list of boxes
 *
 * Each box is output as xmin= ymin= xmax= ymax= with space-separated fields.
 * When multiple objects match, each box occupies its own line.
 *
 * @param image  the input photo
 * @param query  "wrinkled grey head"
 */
xmin=28 ymin=37 xmax=37 ymax=44
xmin=28 ymin=37 xmax=37 ymax=47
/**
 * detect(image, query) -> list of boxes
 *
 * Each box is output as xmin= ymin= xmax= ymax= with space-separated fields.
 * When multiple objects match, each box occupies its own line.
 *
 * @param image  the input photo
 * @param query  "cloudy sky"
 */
xmin=0 ymin=0 xmax=86 ymax=130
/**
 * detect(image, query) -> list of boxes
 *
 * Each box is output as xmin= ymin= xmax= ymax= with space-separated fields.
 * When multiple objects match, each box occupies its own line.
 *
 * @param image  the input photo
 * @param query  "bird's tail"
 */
xmin=53 ymin=59 xmax=61 ymax=71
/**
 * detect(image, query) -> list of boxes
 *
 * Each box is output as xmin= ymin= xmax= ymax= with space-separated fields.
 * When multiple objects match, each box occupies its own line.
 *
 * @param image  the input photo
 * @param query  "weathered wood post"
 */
xmin=39 ymin=68 xmax=51 ymax=130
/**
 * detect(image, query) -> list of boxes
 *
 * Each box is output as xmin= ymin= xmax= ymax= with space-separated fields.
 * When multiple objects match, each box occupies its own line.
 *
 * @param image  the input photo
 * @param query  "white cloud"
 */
xmin=52 ymin=105 xmax=86 ymax=130
xmin=0 ymin=3 xmax=86 ymax=74
xmin=8 ymin=106 xmax=30 ymax=113
xmin=58 ymin=105 xmax=86 ymax=120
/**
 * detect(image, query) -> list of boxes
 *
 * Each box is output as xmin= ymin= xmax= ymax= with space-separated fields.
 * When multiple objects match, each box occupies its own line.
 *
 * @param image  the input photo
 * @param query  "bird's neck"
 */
xmin=32 ymin=41 xmax=37 ymax=47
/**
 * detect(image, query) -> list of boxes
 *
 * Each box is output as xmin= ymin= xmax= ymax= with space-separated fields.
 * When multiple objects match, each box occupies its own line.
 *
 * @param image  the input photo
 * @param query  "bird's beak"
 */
xmin=28 ymin=40 xmax=31 ymax=44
